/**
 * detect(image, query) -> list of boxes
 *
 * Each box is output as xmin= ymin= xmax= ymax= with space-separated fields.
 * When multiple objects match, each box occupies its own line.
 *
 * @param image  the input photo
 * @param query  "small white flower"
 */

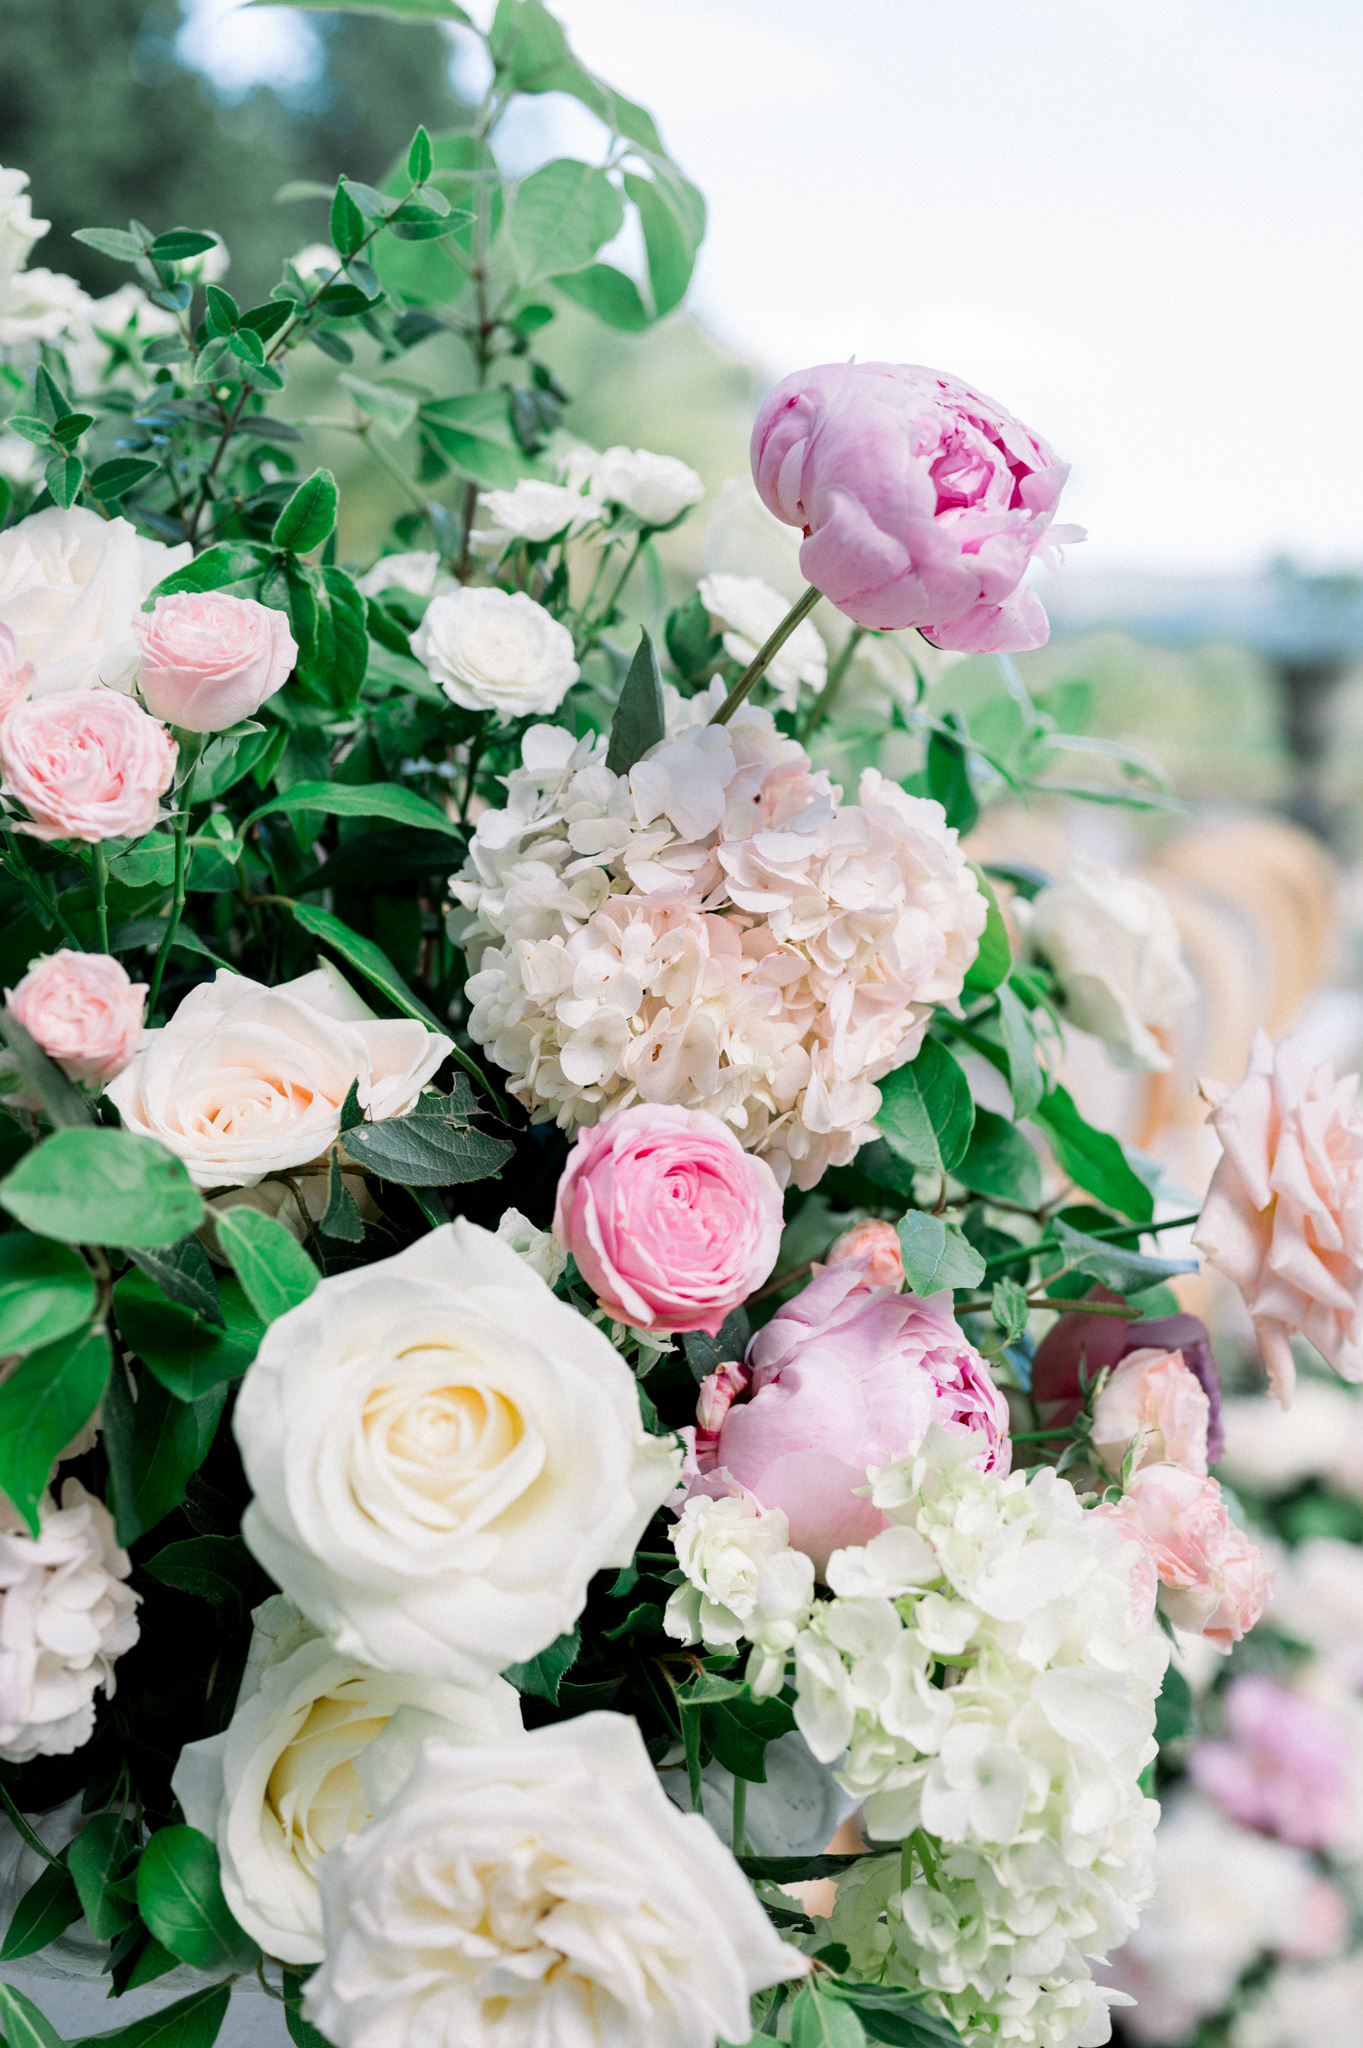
xmin=355 ymin=551 xmax=452 ymax=600
xmin=412 ymin=586 xmax=579 ymax=723
xmin=495 ymin=1204 xmax=567 ymax=1285
xmin=474 ymin=479 xmax=604 ymax=547
xmin=574 ymin=444 xmax=705 ymax=528
xmin=288 ymin=243 xmax=340 ymax=280
xmin=1021 ymin=858 xmax=1196 ymax=1073
xmin=699 ymin=572 xmax=826 ymax=713
xmin=665 ymin=1491 xmax=797 ymax=1649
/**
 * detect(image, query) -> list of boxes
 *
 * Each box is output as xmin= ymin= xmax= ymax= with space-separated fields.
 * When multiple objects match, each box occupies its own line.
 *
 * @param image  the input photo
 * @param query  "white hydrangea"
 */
xmin=0 ymin=167 xmax=90 ymax=348
xmin=664 ymin=1491 xmax=814 ymax=1651
xmin=699 ymin=572 xmax=827 ymax=714
xmin=452 ymin=681 xmax=985 ymax=1189
xmin=793 ymin=1428 xmax=1166 ymax=2048
xmin=0 ymin=1481 xmax=139 ymax=1764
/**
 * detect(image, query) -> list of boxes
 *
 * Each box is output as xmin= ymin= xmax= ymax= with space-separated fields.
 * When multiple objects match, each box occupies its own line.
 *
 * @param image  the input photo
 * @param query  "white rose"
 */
xmin=664 ymin=1491 xmax=797 ymax=1649
xmin=494 ymin=1204 xmax=567 ymax=1286
xmin=411 ymin=587 xmax=579 ymax=723
xmin=172 ymin=1604 xmax=519 ymax=1964
xmin=234 ymin=1221 xmax=681 ymax=1683
xmin=305 ymin=1713 xmax=806 ymax=2048
xmin=104 ymin=961 xmax=453 ymax=1190
xmin=474 ymin=479 xmax=604 ymax=547
xmin=0 ymin=506 xmax=191 ymax=698
xmin=0 ymin=267 xmax=91 ymax=349
xmin=586 ymin=445 xmax=705 ymax=527
xmin=0 ymin=167 xmax=48 ymax=286
xmin=698 ymin=572 xmax=826 ymax=714
xmin=1021 ymin=858 xmax=1196 ymax=1073
xmin=355 ymin=551 xmax=452 ymax=601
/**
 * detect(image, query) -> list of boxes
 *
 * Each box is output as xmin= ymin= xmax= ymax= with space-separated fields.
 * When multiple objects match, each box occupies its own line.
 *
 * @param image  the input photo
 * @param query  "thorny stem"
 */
xmin=709 ymin=585 xmax=822 ymax=727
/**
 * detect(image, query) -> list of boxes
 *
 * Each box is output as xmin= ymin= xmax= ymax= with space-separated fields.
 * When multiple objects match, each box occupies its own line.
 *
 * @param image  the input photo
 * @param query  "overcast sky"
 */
xmin=185 ymin=0 xmax=1363 ymax=576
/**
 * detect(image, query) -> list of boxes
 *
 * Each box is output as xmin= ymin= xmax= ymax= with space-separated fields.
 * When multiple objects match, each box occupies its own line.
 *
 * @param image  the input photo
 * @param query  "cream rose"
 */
xmin=411 ymin=587 xmax=579 ymax=723
xmin=104 ymin=962 xmax=452 ymax=1189
xmin=474 ymin=479 xmax=604 ymax=547
xmin=355 ymin=552 xmax=452 ymax=601
xmin=305 ymin=1713 xmax=806 ymax=2048
xmin=234 ymin=1222 xmax=681 ymax=1684
xmin=1021 ymin=857 xmax=1196 ymax=1072
xmin=571 ymin=444 xmax=706 ymax=527
xmin=0 ymin=507 xmax=191 ymax=699
xmin=699 ymin=572 xmax=827 ymax=714
xmin=172 ymin=1604 xmax=520 ymax=1964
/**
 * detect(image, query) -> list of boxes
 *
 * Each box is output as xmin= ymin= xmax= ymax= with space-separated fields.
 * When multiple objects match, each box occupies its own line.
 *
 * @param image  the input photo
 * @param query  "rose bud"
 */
xmin=1089 ymin=1346 xmax=1211 ymax=1478
xmin=818 ymin=1218 xmax=904 ymax=1290
xmin=1032 ymin=1288 xmax=1224 ymax=1462
xmin=133 ymin=591 xmax=297 ymax=733
xmin=6 ymin=949 xmax=147 ymax=1086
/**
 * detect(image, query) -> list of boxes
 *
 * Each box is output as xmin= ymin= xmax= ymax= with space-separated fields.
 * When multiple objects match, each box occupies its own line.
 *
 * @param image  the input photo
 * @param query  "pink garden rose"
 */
xmin=1189 ymin=1673 xmax=1353 ymax=1851
xmin=818 ymin=1218 xmax=904 ymax=1290
xmin=0 ymin=623 xmax=32 ymax=720
xmin=132 ymin=591 xmax=297 ymax=733
xmin=6 ymin=950 xmax=146 ymax=1085
xmin=1032 ymin=1292 xmax=1224 ymax=1461
xmin=1195 ymin=1030 xmax=1363 ymax=1405
xmin=1089 ymin=1345 xmax=1211 ymax=1478
xmin=552 ymin=1104 xmax=783 ymax=1337
xmin=690 ymin=1265 xmax=1010 ymax=1573
xmin=1096 ymin=1463 xmax=1270 ymax=1648
xmin=0 ymin=689 xmax=176 ymax=843
xmin=750 ymin=361 xmax=1077 ymax=649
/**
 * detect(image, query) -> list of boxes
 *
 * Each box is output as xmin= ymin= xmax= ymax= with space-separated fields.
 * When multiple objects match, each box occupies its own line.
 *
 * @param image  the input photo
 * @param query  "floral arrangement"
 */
xmin=0 ymin=6 xmax=1344 ymax=2048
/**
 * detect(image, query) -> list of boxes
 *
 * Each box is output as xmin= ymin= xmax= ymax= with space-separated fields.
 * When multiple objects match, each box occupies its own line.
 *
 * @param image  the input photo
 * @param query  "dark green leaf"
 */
xmin=283 ymin=1995 xmax=328 ymax=2048
xmin=68 ymin=1813 xmax=137 ymax=1941
xmin=150 ymin=230 xmax=219 ymax=260
xmin=319 ymin=1151 xmax=364 ymax=1241
xmin=341 ymin=1104 xmax=513 ymax=1187
xmin=680 ymin=1307 xmax=751 ymax=1383
xmin=963 ymin=868 xmax=1010 ymax=992
xmin=73 ymin=227 xmax=145 ymax=262
xmin=330 ymin=180 xmax=366 ymax=259
xmin=241 ymin=780 xmax=460 ymax=839
xmin=0 ymin=1128 xmax=204 ymax=1247
xmin=70 ymin=1981 xmax=231 ymax=2048
xmin=926 ymin=724 xmax=977 ymax=833
xmin=502 ymin=1625 xmax=580 ymax=1702
xmin=146 ymin=542 xmax=271 ymax=605
xmin=0 ymin=1861 xmax=82 ymax=1961
xmin=272 ymin=468 xmax=339 ymax=554
xmin=510 ymin=158 xmax=624 ymax=284
xmin=408 ymin=124 xmax=434 ymax=184
xmin=703 ymin=1689 xmax=795 ymax=1782
xmin=137 ymin=1827 xmax=258 ymax=1975
xmin=113 ymin=1269 xmax=262 ymax=1400
xmin=89 ymin=458 xmax=158 ymax=501
xmin=737 ymin=1853 xmax=867 ymax=1882
xmin=339 ymin=1078 xmax=364 ymax=1134
xmin=825 ymin=1984 xmax=962 ymax=2048
xmin=1049 ymin=1216 xmax=1195 ymax=1293
xmin=288 ymin=562 xmax=368 ymax=713
xmin=119 ymin=1935 xmax=183 ymax=1996
xmin=226 ymin=329 xmax=265 ymax=369
xmin=896 ymin=1213 xmax=986 ymax=1296
xmin=124 ymin=1234 xmax=223 ymax=1326
xmin=1155 ymin=1663 xmax=1195 ymax=1746
xmin=996 ymin=983 xmax=1045 ymax=1119
xmin=104 ymin=1363 xmax=226 ymax=1545
xmin=876 ymin=1040 xmax=974 ymax=1177
xmin=552 ymin=263 xmax=650 ymax=331
xmin=214 ymin=1208 xmax=319 ymax=1325
xmin=1033 ymin=1086 xmax=1154 ymax=1223
xmin=204 ymin=285 xmax=239 ymax=334
xmin=280 ymin=898 xmax=446 ymax=1031
xmin=0 ymin=1324 xmax=109 ymax=1534
xmin=0 ymin=1234 xmax=96 ymax=1354
xmin=50 ymin=413 xmax=94 ymax=448
xmin=956 ymin=1107 xmax=1042 ymax=1208
xmin=665 ymin=590 xmax=722 ymax=680
xmin=143 ymin=1534 xmax=259 ymax=1613
xmin=791 ymin=1986 xmax=867 ymax=2048
xmin=0 ymin=1978 xmax=68 ymax=2048
xmin=605 ymin=629 xmax=666 ymax=774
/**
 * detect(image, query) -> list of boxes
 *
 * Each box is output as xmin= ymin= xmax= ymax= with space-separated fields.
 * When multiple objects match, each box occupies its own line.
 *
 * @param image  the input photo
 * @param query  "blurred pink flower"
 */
xmin=1089 ymin=1345 xmax=1211 ymax=1478
xmin=1195 ymin=1030 xmax=1363 ymax=1404
xmin=1189 ymin=1673 xmax=1353 ymax=1850
xmin=1095 ymin=1463 xmax=1270 ymax=1649
xmin=553 ymin=1103 xmax=783 ymax=1337
xmin=0 ymin=689 xmax=175 ymax=843
xmin=133 ymin=591 xmax=296 ymax=733
xmin=687 ymin=1264 xmax=1010 ymax=1574
xmin=749 ymin=361 xmax=1077 ymax=647
xmin=6 ymin=949 xmax=146 ymax=1085
xmin=817 ymin=1218 xmax=904 ymax=1290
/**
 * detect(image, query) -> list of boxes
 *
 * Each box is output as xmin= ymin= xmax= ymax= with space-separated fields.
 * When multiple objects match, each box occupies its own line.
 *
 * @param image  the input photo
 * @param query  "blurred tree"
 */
xmin=0 ymin=0 xmax=468 ymax=305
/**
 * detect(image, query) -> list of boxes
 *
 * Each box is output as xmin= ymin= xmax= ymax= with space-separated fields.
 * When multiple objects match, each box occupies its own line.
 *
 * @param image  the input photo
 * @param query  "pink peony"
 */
xmin=1095 ymin=1463 xmax=1270 ymax=1649
xmin=1032 ymin=1292 xmax=1224 ymax=1462
xmin=1189 ymin=1673 xmax=1353 ymax=1850
xmin=132 ymin=591 xmax=297 ymax=733
xmin=691 ymin=1264 xmax=1010 ymax=1573
xmin=817 ymin=1218 xmax=904 ymax=1290
xmin=1195 ymin=1030 xmax=1363 ymax=1405
xmin=6 ymin=949 xmax=147 ymax=1085
xmin=1089 ymin=1345 xmax=1211 ymax=1478
xmin=0 ymin=623 xmax=33 ymax=720
xmin=552 ymin=1103 xmax=783 ymax=1337
xmin=749 ymin=361 xmax=1076 ymax=649
xmin=0 ymin=689 xmax=176 ymax=843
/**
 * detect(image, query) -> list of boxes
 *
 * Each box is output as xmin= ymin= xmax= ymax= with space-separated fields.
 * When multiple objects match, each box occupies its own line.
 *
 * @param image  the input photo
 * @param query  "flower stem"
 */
xmin=731 ymin=1775 xmax=748 ymax=1856
xmin=91 ymin=841 xmax=109 ymax=953
xmin=3 ymin=830 xmax=83 ymax=949
xmin=147 ymin=735 xmax=204 ymax=1014
xmin=709 ymin=584 xmax=822 ymax=727
xmin=592 ymin=530 xmax=649 ymax=627
xmin=798 ymin=625 xmax=866 ymax=743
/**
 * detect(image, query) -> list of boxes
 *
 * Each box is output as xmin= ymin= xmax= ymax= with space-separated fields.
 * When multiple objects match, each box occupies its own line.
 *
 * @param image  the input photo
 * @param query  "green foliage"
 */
xmin=70 ymin=1982 xmax=232 ymax=2048
xmin=0 ymin=1235 xmax=96 ymax=1355
xmin=503 ymin=1626 xmax=581 ymax=1702
xmin=214 ymin=1209 xmax=320 ymax=1325
xmin=136 ymin=1827 xmax=259 ymax=1974
xmin=113 ymin=1269 xmax=263 ymax=1400
xmin=0 ymin=1979 xmax=68 ymax=2048
xmin=0 ymin=1130 xmax=204 ymax=1248
xmin=340 ymin=1088 xmax=513 ymax=1186
xmin=877 ymin=1040 xmax=974 ymax=1178
xmin=1033 ymin=1086 xmax=1154 ymax=1222
xmin=896 ymin=1213 xmax=987 ymax=1295
xmin=957 ymin=1108 xmax=1042 ymax=1209
xmin=1 ymin=1861 xmax=84 ymax=1961
xmin=605 ymin=630 xmax=667 ymax=773
xmin=0 ymin=1325 xmax=110 ymax=1534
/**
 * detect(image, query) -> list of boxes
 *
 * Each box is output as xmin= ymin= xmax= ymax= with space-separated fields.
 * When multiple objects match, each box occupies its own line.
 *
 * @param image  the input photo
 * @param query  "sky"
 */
xmin=180 ymin=0 xmax=1363 ymax=577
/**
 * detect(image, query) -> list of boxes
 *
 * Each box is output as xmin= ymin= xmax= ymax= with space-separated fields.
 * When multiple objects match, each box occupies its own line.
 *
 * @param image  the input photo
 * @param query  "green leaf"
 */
xmin=0 ymin=1128 xmax=204 ymax=1247
xmin=408 ymin=124 xmax=434 ymax=183
xmin=736 ymin=1852 xmax=867 ymax=1883
xmin=341 ymin=1097 xmax=513 ymax=1187
xmin=104 ymin=1364 xmax=226 ymax=1546
xmin=147 ymin=541 xmax=270 ymax=605
xmin=0 ymin=1234 xmax=96 ymax=1355
xmin=0 ymin=1978 xmax=69 ymax=2048
xmin=825 ymin=1986 xmax=962 ymax=2048
xmin=113 ymin=1269 xmax=262 ymax=1400
xmin=73 ymin=226 xmax=146 ymax=262
xmin=136 ymin=1827 xmax=258 ymax=1975
xmin=319 ymin=1151 xmax=364 ymax=1241
xmin=704 ymin=1689 xmax=795 ymax=1782
xmin=89 ymin=458 xmax=158 ymax=501
xmin=502 ymin=1626 xmax=580 ymax=1702
xmin=214 ymin=1208 xmax=319 ymax=1325
xmin=605 ymin=629 xmax=666 ymax=774
xmin=877 ymin=1040 xmax=974 ymax=1177
xmin=623 ymin=168 xmax=698 ymax=315
xmin=288 ymin=562 xmax=369 ymax=713
xmin=419 ymin=390 xmax=527 ymax=490
xmin=990 ymin=1277 xmax=1030 ymax=1342
xmin=4 ymin=417 xmax=52 ymax=449
xmin=68 ymin=1814 xmax=137 ymax=1941
xmin=0 ymin=1325 xmax=110 ymax=1535
xmin=996 ymin=983 xmax=1045 ymax=1119
xmin=963 ymin=868 xmax=1010 ymax=992
xmin=204 ymin=285 xmax=239 ymax=334
xmin=926 ymin=724 xmax=977 ymax=834
xmin=1033 ymin=1086 xmax=1154 ymax=1223
xmin=956 ymin=1107 xmax=1042 ymax=1208
xmin=272 ymin=468 xmax=339 ymax=554
xmin=45 ymin=454 xmax=83 ymax=509
xmin=0 ymin=1012 xmax=93 ymax=1130
xmin=283 ymin=1994 xmax=328 ymax=2048
xmin=330 ymin=182 xmax=366 ymax=260
xmin=143 ymin=1534 xmax=259 ymax=1613
xmin=150 ymin=229 xmax=218 ymax=261
xmin=338 ymin=372 xmax=419 ymax=438
xmin=1155 ymin=1663 xmax=1195 ymax=1746
xmin=896 ymin=1213 xmax=986 ymax=1296
xmin=241 ymin=780 xmax=460 ymax=840
xmin=0 ymin=1862 xmax=82 ymax=1961
xmin=70 ymin=1982 xmax=232 ymax=2048
xmin=280 ymin=898 xmax=446 ymax=1031
xmin=510 ymin=158 xmax=624 ymax=284
xmin=1049 ymin=1216 xmax=1195 ymax=1293
xmin=552 ymin=263 xmax=650 ymax=331
xmin=790 ymin=1986 xmax=867 ymax=2048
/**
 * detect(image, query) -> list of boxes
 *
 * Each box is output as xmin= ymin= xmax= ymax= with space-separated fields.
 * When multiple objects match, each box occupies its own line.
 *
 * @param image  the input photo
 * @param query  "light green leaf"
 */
xmin=146 ymin=542 xmax=270 ymax=606
xmin=605 ymin=629 xmax=666 ymax=774
xmin=70 ymin=1982 xmax=231 ymax=2048
xmin=956 ymin=1108 xmax=1042 ymax=1209
xmin=790 ymin=1984 xmax=867 ymax=2048
xmin=73 ymin=227 xmax=146 ymax=263
xmin=963 ymin=867 xmax=1011 ymax=992
xmin=0 ymin=1978 xmax=69 ymax=2048
xmin=419 ymin=390 xmax=528 ymax=490
xmin=509 ymin=158 xmax=624 ymax=285
xmin=253 ymin=0 xmax=471 ymax=14
xmin=0 ymin=1128 xmax=204 ymax=1248
xmin=996 ymin=983 xmax=1045 ymax=1119
xmin=1049 ymin=1216 xmax=1196 ymax=1293
xmin=214 ymin=1208 xmax=319 ymax=1325
xmin=408 ymin=124 xmax=434 ymax=183
xmin=990 ymin=1278 xmax=1031 ymax=1343
xmin=0 ymin=1325 xmax=109 ymax=1533
xmin=0 ymin=1012 xmax=93 ymax=1130
xmin=877 ymin=1040 xmax=974 ymax=1177
xmin=272 ymin=467 xmax=339 ymax=554
xmin=896 ymin=1213 xmax=986 ymax=1297
xmin=623 ymin=169 xmax=696 ymax=314
xmin=241 ymin=780 xmax=460 ymax=840
xmin=552 ymin=263 xmax=650 ymax=331
xmin=338 ymin=372 xmax=419 ymax=437
xmin=136 ymin=1827 xmax=259 ymax=1975
xmin=0 ymin=1236 xmax=95 ymax=1356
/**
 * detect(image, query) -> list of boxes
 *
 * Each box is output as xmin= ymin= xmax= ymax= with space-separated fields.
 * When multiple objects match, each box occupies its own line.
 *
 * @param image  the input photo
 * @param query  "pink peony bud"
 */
xmin=0 ymin=624 xmax=33 ymax=721
xmin=750 ymin=361 xmax=1076 ymax=650
xmin=0 ymin=691 xmax=176 ymax=844
xmin=132 ymin=591 xmax=297 ymax=733
xmin=552 ymin=1103 xmax=784 ymax=1337
xmin=819 ymin=1218 xmax=904 ymax=1291
xmin=1189 ymin=1673 xmax=1353 ymax=1851
xmin=6 ymin=950 xmax=147 ymax=1086
xmin=1089 ymin=1345 xmax=1211 ymax=1478
xmin=1094 ymin=1463 xmax=1270 ymax=1649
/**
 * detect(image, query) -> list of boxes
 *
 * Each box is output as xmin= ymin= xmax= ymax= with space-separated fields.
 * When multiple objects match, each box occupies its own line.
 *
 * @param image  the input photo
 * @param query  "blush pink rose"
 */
xmin=0 ymin=690 xmax=176 ymax=843
xmin=817 ymin=1218 xmax=904 ymax=1290
xmin=1195 ymin=1030 xmax=1363 ymax=1405
xmin=1032 ymin=1291 xmax=1224 ymax=1461
xmin=689 ymin=1264 xmax=1010 ymax=1574
xmin=552 ymin=1103 xmax=783 ymax=1336
xmin=133 ymin=591 xmax=298 ymax=733
xmin=1096 ymin=1463 xmax=1270 ymax=1648
xmin=749 ymin=361 xmax=1078 ymax=649
xmin=1189 ymin=1673 xmax=1353 ymax=1851
xmin=1089 ymin=1345 xmax=1211 ymax=1478
xmin=6 ymin=950 xmax=147 ymax=1085
xmin=0 ymin=623 xmax=33 ymax=721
